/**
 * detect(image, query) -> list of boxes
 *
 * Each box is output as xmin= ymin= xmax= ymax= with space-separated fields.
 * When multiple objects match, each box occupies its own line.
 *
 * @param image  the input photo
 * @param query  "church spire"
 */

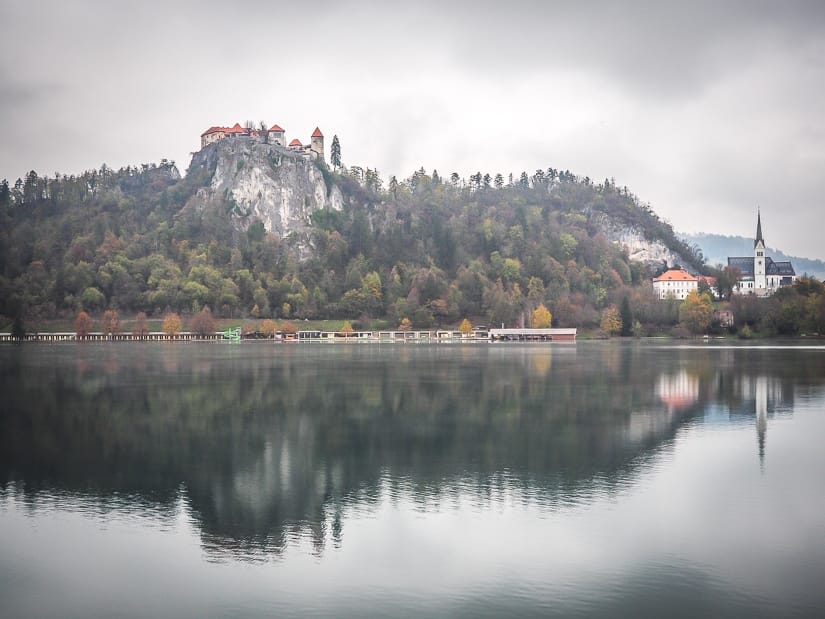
xmin=754 ymin=207 xmax=764 ymax=248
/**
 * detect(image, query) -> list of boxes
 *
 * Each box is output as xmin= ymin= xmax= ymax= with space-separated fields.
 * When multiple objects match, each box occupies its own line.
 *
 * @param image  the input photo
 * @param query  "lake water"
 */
xmin=1 ymin=341 xmax=824 ymax=618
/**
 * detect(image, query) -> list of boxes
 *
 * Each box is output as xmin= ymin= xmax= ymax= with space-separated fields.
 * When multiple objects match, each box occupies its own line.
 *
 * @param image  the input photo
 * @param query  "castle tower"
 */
xmin=310 ymin=127 xmax=324 ymax=161
xmin=754 ymin=209 xmax=766 ymax=290
xmin=268 ymin=124 xmax=285 ymax=147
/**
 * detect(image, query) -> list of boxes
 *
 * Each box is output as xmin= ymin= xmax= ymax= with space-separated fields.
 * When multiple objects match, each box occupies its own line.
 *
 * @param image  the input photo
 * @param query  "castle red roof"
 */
xmin=225 ymin=123 xmax=246 ymax=135
xmin=289 ymin=139 xmax=302 ymax=147
xmin=311 ymin=127 xmax=323 ymax=138
xmin=269 ymin=124 xmax=285 ymax=132
xmin=201 ymin=126 xmax=225 ymax=137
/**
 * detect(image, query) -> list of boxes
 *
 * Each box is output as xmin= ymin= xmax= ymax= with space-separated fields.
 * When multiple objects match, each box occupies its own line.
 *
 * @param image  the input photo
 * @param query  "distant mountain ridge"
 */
xmin=682 ymin=232 xmax=825 ymax=279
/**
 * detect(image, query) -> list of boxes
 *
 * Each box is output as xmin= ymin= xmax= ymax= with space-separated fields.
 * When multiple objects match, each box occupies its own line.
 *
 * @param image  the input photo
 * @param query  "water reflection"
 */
xmin=1 ymin=342 xmax=824 ymax=561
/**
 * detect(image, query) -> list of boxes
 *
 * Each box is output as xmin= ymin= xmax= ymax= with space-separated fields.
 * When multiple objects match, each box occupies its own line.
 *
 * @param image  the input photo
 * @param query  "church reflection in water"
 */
xmin=0 ymin=343 xmax=821 ymax=559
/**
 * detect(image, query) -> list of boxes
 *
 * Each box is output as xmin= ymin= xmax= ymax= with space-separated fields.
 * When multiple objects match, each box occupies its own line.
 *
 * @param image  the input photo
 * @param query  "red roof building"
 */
xmin=199 ymin=122 xmax=324 ymax=157
xmin=652 ymin=268 xmax=699 ymax=300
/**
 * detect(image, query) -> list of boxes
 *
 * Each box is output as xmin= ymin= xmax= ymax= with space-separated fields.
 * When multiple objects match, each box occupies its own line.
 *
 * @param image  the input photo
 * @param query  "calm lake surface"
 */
xmin=2 ymin=341 xmax=824 ymax=618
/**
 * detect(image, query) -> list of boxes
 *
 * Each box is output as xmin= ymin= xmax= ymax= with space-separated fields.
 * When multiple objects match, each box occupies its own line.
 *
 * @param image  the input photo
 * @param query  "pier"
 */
xmin=1 ymin=327 xmax=576 ymax=343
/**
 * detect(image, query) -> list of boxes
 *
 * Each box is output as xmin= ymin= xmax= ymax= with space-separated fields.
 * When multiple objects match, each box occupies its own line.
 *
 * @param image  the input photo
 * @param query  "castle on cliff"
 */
xmin=200 ymin=123 xmax=324 ymax=161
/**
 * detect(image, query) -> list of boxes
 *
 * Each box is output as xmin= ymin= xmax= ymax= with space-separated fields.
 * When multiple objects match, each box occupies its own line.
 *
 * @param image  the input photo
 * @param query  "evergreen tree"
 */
xmin=331 ymin=135 xmax=342 ymax=169
xmin=11 ymin=314 xmax=25 ymax=340
xmin=0 ymin=179 xmax=10 ymax=208
xmin=620 ymin=296 xmax=633 ymax=336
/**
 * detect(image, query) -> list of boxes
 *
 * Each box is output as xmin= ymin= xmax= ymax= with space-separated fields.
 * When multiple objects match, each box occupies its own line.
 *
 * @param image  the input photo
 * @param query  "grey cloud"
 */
xmin=1 ymin=1 xmax=824 ymax=258
xmin=429 ymin=1 xmax=825 ymax=98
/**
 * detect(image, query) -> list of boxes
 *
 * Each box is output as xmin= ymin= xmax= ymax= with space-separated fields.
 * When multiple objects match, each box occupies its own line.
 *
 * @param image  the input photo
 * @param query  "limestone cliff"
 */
xmin=183 ymin=138 xmax=343 ymax=245
xmin=590 ymin=212 xmax=700 ymax=273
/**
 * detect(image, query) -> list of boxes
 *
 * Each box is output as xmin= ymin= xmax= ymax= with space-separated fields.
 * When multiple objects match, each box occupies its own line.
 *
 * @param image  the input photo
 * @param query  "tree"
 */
xmin=340 ymin=320 xmax=354 ymax=337
xmin=101 ymin=309 xmax=120 ymax=337
xmin=398 ymin=317 xmax=412 ymax=331
xmin=459 ymin=318 xmax=473 ymax=335
xmin=330 ymin=135 xmax=342 ymax=169
xmin=190 ymin=306 xmax=216 ymax=336
xmin=132 ymin=312 xmax=149 ymax=338
xmin=260 ymin=319 xmax=278 ymax=338
xmin=532 ymin=304 xmax=552 ymax=328
xmin=80 ymin=286 xmax=106 ymax=312
xmin=75 ymin=311 xmax=92 ymax=338
xmin=679 ymin=291 xmax=713 ymax=334
xmin=715 ymin=266 xmax=740 ymax=301
xmin=0 ymin=179 xmax=10 ymax=208
xmin=162 ymin=312 xmax=182 ymax=336
xmin=11 ymin=315 xmax=25 ymax=340
xmin=600 ymin=306 xmax=622 ymax=336
xmin=620 ymin=296 xmax=633 ymax=336
xmin=280 ymin=320 xmax=297 ymax=335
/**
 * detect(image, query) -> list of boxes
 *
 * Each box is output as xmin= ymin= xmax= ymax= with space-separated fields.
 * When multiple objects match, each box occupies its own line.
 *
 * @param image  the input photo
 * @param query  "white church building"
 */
xmin=728 ymin=211 xmax=796 ymax=296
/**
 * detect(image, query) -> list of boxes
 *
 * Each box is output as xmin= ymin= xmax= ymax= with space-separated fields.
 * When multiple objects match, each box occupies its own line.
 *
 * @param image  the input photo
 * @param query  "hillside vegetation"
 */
xmin=0 ymin=156 xmax=704 ymax=330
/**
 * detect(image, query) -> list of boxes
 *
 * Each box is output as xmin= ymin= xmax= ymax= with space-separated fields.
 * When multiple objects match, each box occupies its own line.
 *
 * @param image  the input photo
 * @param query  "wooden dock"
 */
xmin=0 ymin=327 xmax=576 ymax=343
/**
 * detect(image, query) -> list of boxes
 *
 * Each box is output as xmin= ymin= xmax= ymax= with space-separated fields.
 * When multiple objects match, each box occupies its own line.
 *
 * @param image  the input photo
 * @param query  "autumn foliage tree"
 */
xmin=280 ymin=320 xmax=297 ymax=334
xmin=101 ymin=309 xmax=120 ymax=337
xmin=398 ymin=317 xmax=412 ymax=331
xmin=132 ymin=312 xmax=149 ymax=338
xmin=459 ymin=318 xmax=473 ymax=335
xmin=600 ymin=305 xmax=622 ymax=336
xmin=75 ymin=311 xmax=92 ymax=338
xmin=532 ymin=304 xmax=552 ymax=328
xmin=190 ymin=307 xmax=215 ymax=336
xmin=340 ymin=320 xmax=354 ymax=337
xmin=260 ymin=319 xmax=278 ymax=338
xmin=679 ymin=290 xmax=713 ymax=334
xmin=162 ymin=312 xmax=182 ymax=336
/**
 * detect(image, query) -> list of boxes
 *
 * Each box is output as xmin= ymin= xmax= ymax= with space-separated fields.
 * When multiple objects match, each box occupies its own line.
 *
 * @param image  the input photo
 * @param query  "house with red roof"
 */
xmin=652 ymin=268 xmax=699 ymax=300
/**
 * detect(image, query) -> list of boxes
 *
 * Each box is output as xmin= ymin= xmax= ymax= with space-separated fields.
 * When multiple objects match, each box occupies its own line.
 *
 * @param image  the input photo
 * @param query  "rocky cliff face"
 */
xmin=593 ymin=213 xmax=693 ymax=271
xmin=184 ymin=139 xmax=343 ymax=243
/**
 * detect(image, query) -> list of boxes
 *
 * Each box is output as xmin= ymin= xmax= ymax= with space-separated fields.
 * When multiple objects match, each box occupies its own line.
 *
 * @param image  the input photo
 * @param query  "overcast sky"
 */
xmin=2 ymin=0 xmax=824 ymax=259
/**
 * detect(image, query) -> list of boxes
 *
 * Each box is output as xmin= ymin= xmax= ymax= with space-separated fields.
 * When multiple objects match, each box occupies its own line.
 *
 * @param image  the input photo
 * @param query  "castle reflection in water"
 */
xmin=1 ymin=343 xmax=822 ymax=559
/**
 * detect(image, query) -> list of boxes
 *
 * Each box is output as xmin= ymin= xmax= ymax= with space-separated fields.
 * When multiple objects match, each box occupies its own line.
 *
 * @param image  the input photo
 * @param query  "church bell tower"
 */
xmin=754 ymin=209 xmax=766 ymax=290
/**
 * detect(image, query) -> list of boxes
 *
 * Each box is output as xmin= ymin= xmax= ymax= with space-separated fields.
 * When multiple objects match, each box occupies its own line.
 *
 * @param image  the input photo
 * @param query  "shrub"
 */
xmin=162 ymin=313 xmax=182 ymax=336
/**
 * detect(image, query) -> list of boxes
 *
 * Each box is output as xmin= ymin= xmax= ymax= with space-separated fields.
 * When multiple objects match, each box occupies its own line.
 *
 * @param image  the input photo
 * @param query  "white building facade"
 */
xmin=652 ymin=268 xmax=699 ymax=300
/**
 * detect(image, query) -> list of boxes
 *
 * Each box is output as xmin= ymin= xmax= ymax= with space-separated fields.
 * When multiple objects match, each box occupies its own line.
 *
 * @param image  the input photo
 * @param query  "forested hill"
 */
xmin=0 ymin=148 xmax=704 ymax=329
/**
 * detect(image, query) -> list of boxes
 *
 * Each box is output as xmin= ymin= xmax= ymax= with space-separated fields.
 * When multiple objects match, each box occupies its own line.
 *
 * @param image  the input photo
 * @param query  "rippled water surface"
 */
xmin=2 ymin=341 xmax=825 ymax=618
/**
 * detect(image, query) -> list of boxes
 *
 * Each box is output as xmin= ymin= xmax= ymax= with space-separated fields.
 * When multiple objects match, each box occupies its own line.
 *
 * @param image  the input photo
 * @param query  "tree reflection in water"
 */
xmin=1 ymin=342 xmax=821 ymax=560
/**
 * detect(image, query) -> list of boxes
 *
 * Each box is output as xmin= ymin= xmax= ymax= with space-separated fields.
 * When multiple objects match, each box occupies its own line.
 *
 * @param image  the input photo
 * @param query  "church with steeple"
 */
xmin=727 ymin=210 xmax=796 ymax=295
